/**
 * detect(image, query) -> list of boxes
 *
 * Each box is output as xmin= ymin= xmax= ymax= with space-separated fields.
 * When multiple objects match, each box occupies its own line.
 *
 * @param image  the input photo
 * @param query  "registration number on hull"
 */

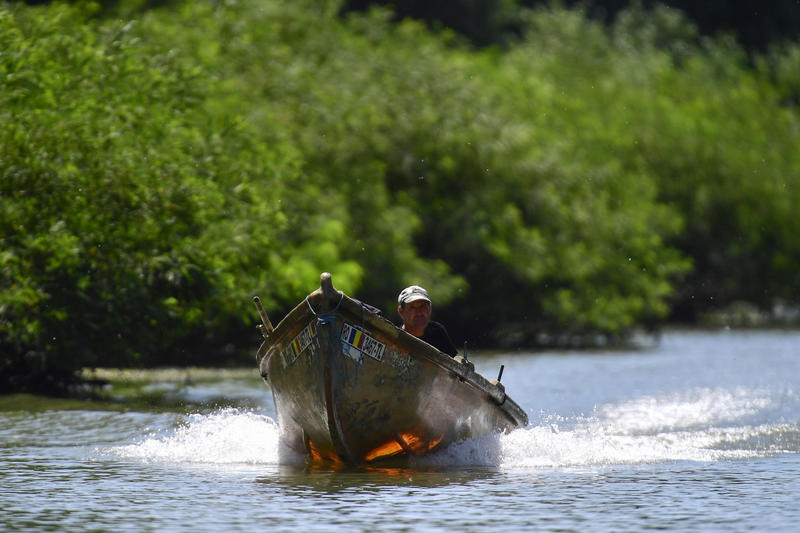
xmin=341 ymin=323 xmax=385 ymax=362
xmin=281 ymin=320 xmax=317 ymax=366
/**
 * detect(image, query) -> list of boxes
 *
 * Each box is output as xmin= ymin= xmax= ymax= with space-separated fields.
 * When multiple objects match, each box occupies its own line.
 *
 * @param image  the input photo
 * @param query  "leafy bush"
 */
xmin=0 ymin=2 xmax=359 ymax=391
xmin=2 ymin=0 xmax=799 ymax=391
xmin=199 ymin=1 xmax=690 ymax=342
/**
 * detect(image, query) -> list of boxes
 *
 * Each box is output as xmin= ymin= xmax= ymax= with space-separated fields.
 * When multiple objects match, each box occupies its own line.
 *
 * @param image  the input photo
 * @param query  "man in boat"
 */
xmin=397 ymin=285 xmax=458 ymax=357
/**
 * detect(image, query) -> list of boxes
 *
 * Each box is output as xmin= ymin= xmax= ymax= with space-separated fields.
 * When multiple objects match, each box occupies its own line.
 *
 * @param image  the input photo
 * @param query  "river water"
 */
xmin=2 ymin=330 xmax=799 ymax=532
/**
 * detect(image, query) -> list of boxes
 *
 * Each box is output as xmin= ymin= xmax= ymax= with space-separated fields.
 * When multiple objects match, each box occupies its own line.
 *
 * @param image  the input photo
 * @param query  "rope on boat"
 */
xmin=305 ymin=291 xmax=344 ymax=321
xmin=305 ymin=292 xmax=363 ymax=385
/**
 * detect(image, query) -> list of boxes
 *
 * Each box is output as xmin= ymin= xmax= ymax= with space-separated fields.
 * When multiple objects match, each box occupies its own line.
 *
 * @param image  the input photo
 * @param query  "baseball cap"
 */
xmin=397 ymin=285 xmax=431 ymax=305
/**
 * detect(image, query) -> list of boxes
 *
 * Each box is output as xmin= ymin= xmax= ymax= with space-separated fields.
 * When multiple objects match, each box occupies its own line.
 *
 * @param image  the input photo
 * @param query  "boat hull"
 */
xmin=256 ymin=273 xmax=528 ymax=464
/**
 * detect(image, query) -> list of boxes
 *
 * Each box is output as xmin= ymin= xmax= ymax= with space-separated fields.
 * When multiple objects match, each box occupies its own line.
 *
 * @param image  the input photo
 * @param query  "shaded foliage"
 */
xmin=342 ymin=0 xmax=800 ymax=53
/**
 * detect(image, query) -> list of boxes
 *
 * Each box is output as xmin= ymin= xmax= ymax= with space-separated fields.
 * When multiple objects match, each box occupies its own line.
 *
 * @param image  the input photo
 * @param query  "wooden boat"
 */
xmin=253 ymin=273 xmax=528 ymax=465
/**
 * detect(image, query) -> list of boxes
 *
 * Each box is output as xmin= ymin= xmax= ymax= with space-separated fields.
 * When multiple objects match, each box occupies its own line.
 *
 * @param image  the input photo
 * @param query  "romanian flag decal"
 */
xmin=281 ymin=320 xmax=318 ymax=366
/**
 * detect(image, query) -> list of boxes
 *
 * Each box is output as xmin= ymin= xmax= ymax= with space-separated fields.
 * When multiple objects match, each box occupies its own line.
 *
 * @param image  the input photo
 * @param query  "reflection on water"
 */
xmin=256 ymin=464 xmax=501 ymax=494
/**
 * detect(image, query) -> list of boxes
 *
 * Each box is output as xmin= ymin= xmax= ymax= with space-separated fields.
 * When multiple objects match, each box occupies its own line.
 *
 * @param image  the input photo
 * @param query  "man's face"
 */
xmin=398 ymin=299 xmax=431 ymax=336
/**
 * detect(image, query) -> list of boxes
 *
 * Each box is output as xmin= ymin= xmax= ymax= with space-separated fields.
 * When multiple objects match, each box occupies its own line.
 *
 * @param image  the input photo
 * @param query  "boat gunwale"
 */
xmin=258 ymin=275 xmax=529 ymax=429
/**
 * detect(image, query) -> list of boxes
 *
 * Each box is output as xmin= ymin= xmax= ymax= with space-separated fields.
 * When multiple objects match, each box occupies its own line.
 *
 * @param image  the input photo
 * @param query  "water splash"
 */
xmin=111 ymin=408 xmax=291 ymax=465
xmin=110 ymin=388 xmax=798 ymax=470
xmin=596 ymin=387 xmax=779 ymax=434
xmin=423 ymin=387 xmax=799 ymax=469
xmin=512 ymin=388 xmax=799 ymax=468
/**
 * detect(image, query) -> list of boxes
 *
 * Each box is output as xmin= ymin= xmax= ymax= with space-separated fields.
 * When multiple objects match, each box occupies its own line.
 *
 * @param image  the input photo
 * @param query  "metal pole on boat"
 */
xmin=253 ymin=296 xmax=274 ymax=337
xmin=497 ymin=364 xmax=504 ymax=382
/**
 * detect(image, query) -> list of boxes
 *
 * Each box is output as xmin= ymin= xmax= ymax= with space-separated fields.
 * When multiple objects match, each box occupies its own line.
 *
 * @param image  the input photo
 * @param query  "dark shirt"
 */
xmin=421 ymin=321 xmax=458 ymax=357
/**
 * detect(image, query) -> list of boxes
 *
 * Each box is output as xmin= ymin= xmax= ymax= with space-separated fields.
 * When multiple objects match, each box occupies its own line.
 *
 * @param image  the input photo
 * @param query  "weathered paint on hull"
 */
xmin=256 ymin=273 xmax=528 ymax=465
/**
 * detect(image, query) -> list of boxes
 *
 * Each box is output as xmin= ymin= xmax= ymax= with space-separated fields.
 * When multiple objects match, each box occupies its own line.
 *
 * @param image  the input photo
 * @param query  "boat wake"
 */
xmin=111 ymin=387 xmax=798 ymax=470
xmin=435 ymin=386 xmax=800 ymax=469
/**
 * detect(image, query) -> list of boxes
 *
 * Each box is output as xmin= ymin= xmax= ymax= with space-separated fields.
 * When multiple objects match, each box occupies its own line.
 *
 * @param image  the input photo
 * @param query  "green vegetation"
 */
xmin=2 ymin=0 xmax=799 ymax=391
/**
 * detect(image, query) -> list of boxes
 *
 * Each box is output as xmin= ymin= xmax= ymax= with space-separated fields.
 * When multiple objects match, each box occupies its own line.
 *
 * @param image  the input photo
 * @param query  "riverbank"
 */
xmin=0 ymin=367 xmax=264 ymax=413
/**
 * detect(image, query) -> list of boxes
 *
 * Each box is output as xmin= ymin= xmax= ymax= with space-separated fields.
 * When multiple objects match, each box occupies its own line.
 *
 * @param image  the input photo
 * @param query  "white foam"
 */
xmin=597 ymin=387 xmax=775 ymax=434
xmin=110 ymin=388 xmax=798 ymax=470
xmin=494 ymin=423 xmax=759 ymax=469
xmin=423 ymin=387 xmax=799 ymax=469
xmin=111 ymin=408 xmax=287 ymax=465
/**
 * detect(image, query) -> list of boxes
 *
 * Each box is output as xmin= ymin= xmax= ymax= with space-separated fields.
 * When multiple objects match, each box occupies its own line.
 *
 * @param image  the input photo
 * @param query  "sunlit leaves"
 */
xmin=3 ymin=0 xmax=799 ymax=391
xmin=0 ymin=2 xmax=303 ymax=387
